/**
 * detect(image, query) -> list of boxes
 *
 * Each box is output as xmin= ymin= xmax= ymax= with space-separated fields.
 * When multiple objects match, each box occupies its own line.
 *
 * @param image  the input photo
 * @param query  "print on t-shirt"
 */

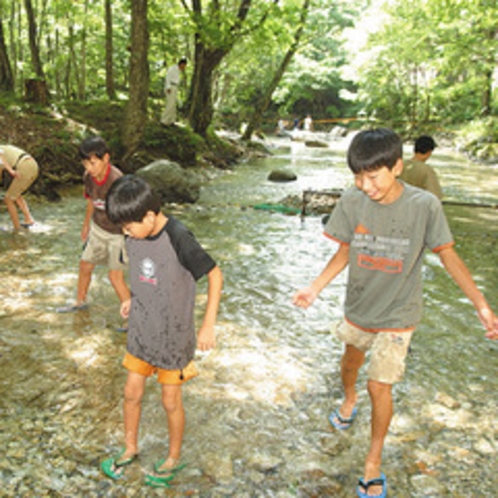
xmin=139 ymin=257 xmax=158 ymax=285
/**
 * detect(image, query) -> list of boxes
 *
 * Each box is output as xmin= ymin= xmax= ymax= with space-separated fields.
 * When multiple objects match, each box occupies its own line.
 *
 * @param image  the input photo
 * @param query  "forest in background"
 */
xmin=0 ymin=0 xmax=497 ymax=166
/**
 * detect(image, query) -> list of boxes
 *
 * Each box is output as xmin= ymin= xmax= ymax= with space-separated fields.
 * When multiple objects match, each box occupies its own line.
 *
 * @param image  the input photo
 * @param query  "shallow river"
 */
xmin=1 ymin=136 xmax=497 ymax=497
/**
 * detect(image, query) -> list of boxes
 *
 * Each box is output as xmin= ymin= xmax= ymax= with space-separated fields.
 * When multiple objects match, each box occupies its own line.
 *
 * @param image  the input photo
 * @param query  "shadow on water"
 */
xmin=1 ymin=139 xmax=497 ymax=496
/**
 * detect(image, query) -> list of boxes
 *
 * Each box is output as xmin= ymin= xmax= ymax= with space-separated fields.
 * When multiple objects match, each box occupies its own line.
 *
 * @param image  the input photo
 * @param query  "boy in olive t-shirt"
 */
xmin=293 ymin=128 xmax=498 ymax=498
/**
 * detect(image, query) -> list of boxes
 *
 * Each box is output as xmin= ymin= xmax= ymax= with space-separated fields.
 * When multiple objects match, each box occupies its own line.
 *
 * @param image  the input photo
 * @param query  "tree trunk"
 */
xmin=480 ymin=68 xmax=492 ymax=117
xmin=188 ymin=42 xmax=225 ymax=136
xmin=24 ymin=0 xmax=45 ymax=79
xmin=78 ymin=0 xmax=90 ymax=101
xmin=68 ymin=23 xmax=82 ymax=99
xmin=242 ymin=0 xmax=310 ymax=141
xmin=185 ymin=0 xmax=258 ymax=137
xmin=105 ymin=0 xmax=116 ymax=100
xmin=0 ymin=17 xmax=14 ymax=91
xmin=8 ymin=0 xmax=18 ymax=87
xmin=122 ymin=0 xmax=149 ymax=160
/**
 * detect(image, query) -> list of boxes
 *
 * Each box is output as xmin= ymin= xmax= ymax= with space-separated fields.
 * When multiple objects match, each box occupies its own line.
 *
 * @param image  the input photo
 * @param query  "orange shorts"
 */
xmin=123 ymin=352 xmax=198 ymax=385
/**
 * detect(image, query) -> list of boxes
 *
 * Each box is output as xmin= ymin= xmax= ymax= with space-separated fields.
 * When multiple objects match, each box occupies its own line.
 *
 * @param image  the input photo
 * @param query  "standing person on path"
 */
xmin=293 ymin=128 xmax=498 ymax=498
xmin=399 ymin=135 xmax=443 ymax=199
xmin=161 ymin=57 xmax=187 ymax=126
xmin=0 ymin=144 xmax=39 ymax=230
xmin=57 ymin=136 xmax=130 ymax=315
xmin=303 ymin=114 xmax=314 ymax=132
xmin=101 ymin=175 xmax=223 ymax=488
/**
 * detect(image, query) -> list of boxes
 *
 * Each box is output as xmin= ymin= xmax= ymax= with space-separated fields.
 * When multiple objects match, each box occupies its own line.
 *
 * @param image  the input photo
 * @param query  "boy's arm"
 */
xmin=293 ymin=242 xmax=349 ymax=309
xmin=439 ymin=246 xmax=498 ymax=338
xmin=81 ymin=199 xmax=93 ymax=241
xmin=0 ymin=155 xmax=18 ymax=177
xmin=197 ymin=265 xmax=223 ymax=351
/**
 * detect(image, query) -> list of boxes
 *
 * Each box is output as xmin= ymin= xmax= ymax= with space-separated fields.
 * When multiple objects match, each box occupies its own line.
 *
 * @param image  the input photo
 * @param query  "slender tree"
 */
xmin=24 ymin=0 xmax=44 ymax=79
xmin=183 ymin=0 xmax=276 ymax=136
xmin=122 ymin=0 xmax=149 ymax=159
xmin=105 ymin=0 xmax=116 ymax=100
xmin=0 ymin=16 xmax=14 ymax=91
xmin=242 ymin=0 xmax=310 ymax=140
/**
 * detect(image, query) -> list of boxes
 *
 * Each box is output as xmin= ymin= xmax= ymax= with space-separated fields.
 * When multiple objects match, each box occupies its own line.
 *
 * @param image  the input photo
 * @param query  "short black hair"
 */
xmin=347 ymin=128 xmax=402 ymax=173
xmin=79 ymin=136 xmax=110 ymax=160
xmin=414 ymin=135 xmax=436 ymax=154
xmin=106 ymin=175 xmax=162 ymax=225
xmin=179 ymin=57 xmax=187 ymax=65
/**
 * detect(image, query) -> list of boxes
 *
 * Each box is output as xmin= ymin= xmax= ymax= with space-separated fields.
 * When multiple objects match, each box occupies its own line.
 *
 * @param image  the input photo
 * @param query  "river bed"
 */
xmin=1 ymin=137 xmax=497 ymax=497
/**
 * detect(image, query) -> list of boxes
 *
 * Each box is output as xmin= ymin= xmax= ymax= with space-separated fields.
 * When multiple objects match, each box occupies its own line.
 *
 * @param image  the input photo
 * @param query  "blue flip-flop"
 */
xmin=356 ymin=472 xmax=387 ymax=498
xmin=56 ymin=303 xmax=89 ymax=313
xmin=328 ymin=406 xmax=358 ymax=430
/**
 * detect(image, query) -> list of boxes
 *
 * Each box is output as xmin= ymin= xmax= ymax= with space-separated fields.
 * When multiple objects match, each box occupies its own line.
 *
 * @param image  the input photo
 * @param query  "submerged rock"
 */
xmin=267 ymin=169 xmax=297 ymax=182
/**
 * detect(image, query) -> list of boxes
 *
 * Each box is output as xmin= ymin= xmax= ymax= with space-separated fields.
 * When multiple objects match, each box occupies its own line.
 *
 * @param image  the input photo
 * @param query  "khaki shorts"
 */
xmin=81 ymin=220 xmax=127 ymax=270
xmin=5 ymin=157 xmax=39 ymax=200
xmin=123 ymin=352 xmax=198 ymax=385
xmin=335 ymin=320 xmax=414 ymax=384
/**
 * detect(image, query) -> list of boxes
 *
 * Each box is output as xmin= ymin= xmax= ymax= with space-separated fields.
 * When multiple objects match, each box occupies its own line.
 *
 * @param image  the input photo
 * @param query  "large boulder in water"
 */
xmin=136 ymin=159 xmax=201 ymax=203
xmin=268 ymin=169 xmax=297 ymax=182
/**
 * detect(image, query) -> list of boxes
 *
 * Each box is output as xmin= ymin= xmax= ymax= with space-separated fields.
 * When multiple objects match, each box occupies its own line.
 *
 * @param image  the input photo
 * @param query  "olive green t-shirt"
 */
xmin=400 ymin=158 xmax=443 ymax=199
xmin=324 ymin=183 xmax=454 ymax=331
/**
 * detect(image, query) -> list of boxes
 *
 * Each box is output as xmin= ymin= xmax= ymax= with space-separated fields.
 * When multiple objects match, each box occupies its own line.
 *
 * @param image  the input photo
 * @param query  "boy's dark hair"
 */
xmin=106 ymin=175 xmax=162 ymax=225
xmin=347 ymin=128 xmax=402 ymax=173
xmin=414 ymin=135 xmax=436 ymax=154
xmin=79 ymin=136 xmax=110 ymax=160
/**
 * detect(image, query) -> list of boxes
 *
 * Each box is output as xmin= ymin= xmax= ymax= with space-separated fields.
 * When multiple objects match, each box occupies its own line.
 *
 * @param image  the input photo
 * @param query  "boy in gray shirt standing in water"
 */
xmin=293 ymin=128 xmax=498 ymax=498
xmin=101 ymin=175 xmax=223 ymax=488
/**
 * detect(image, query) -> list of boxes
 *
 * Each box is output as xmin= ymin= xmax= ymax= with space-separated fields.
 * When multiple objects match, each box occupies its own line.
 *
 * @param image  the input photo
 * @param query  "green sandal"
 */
xmin=144 ymin=473 xmax=174 ymax=488
xmin=144 ymin=458 xmax=186 ymax=488
xmin=100 ymin=449 xmax=138 ymax=480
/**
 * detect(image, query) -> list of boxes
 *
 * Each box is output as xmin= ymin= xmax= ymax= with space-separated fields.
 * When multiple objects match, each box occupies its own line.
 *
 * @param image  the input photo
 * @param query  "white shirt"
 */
xmin=165 ymin=64 xmax=181 ymax=92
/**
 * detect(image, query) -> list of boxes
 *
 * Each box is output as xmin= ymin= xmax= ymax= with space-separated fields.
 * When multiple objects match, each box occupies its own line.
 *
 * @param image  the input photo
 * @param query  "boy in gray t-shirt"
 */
xmin=100 ymin=175 xmax=223 ymax=488
xmin=293 ymin=128 xmax=498 ymax=498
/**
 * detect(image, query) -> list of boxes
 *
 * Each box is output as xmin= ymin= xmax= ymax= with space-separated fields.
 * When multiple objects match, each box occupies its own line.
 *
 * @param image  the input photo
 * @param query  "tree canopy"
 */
xmin=0 ymin=0 xmax=496 ymax=152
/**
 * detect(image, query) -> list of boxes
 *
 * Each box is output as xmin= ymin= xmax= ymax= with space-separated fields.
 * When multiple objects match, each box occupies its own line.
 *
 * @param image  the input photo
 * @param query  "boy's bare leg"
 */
xmin=4 ymin=197 xmax=21 ymax=230
xmin=362 ymin=379 xmax=392 ymax=495
xmin=159 ymin=384 xmax=185 ymax=468
xmin=108 ymin=269 xmax=131 ymax=303
xmin=77 ymin=260 xmax=95 ymax=304
xmin=16 ymin=197 xmax=35 ymax=225
xmin=123 ymin=371 xmax=146 ymax=458
xmin=338 ymin=344 xmax=364 ymax=418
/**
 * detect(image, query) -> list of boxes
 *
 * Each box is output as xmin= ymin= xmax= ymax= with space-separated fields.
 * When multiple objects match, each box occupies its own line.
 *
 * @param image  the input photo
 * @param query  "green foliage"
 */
xmin=459 ymin=117 xmax=498 ymax=145
xmin=216 ymin=0 xmax=360 ymax=127
xmin=349 ymin=0 xmax=497 ymax=130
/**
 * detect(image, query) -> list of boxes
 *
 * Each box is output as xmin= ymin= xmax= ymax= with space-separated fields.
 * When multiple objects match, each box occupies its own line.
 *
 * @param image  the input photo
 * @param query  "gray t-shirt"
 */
xmin=324 ymin=183 xmax=454 ymax=331
xmin=126 ymin=216 xmax=216 ymax=369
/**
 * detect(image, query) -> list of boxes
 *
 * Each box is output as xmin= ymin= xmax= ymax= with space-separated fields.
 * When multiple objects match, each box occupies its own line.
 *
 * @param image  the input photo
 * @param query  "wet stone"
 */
xmin=473 ymin=438 xmax=495 ymax=456
xmin=410 ymin=474 xmax=447 ymax=497
xmin=203 ymin=452 xmax=234 ymax=483
xmin=247 ymin=452 xmax=283 ymax=473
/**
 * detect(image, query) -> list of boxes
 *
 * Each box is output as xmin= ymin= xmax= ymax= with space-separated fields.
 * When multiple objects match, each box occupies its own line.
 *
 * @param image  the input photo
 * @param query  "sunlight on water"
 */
xmin=1 ymin=137 xmax=497 ymax=496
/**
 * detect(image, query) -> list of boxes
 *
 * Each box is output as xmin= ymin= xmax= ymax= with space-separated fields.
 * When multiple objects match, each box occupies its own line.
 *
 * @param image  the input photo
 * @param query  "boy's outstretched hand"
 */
xmin=197 ymin=326 xmax=216 ymax=351
xmin=479 ymin=307 xmax=498 ymax=340
xmin=293 ymin=287 xmax=318 ymax=309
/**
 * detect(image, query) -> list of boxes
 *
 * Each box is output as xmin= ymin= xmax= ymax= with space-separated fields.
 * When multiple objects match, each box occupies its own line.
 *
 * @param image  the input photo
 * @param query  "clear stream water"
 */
xmin=1 ymin=136 xmax=497 ymax=497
